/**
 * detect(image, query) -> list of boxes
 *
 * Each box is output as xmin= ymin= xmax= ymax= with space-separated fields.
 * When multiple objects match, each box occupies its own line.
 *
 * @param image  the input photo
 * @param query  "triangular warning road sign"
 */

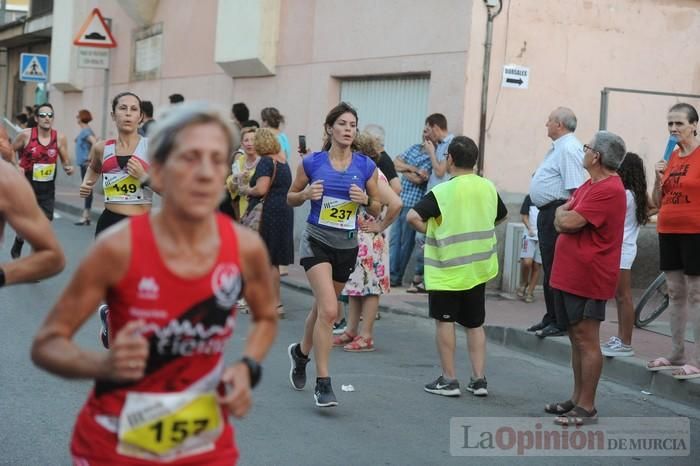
xmin=73 ymin=8 xmax=117 ymax=48
xmin=22 ymin=56 xmax=46 ymax=78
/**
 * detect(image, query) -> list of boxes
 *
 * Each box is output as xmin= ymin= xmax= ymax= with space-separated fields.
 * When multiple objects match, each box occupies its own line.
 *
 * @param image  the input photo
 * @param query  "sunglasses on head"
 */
xmin=37 ymin=112 xmax=54 ymax=118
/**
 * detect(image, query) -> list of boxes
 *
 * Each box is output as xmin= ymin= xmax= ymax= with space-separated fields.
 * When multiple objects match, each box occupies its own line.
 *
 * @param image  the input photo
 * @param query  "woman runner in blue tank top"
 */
xmin=286 ymin=102 xmax=382 ymax=407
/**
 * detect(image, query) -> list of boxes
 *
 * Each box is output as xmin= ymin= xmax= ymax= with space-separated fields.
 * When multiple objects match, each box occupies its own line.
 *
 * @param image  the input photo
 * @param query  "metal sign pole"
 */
xmin=101 ymin=49 xmax=110 ymax=139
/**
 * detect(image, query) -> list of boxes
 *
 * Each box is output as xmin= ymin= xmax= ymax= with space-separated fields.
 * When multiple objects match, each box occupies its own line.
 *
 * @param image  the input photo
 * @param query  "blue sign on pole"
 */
xmin=20 ymin=53 xmax=49 ymax=83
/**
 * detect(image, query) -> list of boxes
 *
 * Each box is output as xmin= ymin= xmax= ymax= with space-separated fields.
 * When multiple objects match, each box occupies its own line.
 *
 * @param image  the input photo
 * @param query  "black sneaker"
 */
xmin=332 ymin=318 xmax=347 ymax=335
xmin=10 ymin=238 xmax=23 ymax=259
xmin=314 ymin=377 xmax=338 ymax=407
xmin=466 ymin=376 xmax=488 ymax=396
xmin=98 ymin=304 xmax=110 ymax=349
xmin=424 ymin=375 xmax=461 ymax=397
xmin=288 ymin=343 xmax=309 ymax=390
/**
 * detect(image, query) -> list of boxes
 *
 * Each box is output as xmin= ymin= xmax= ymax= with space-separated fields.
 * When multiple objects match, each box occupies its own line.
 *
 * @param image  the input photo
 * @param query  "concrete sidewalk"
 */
xmin=51 ymin=178 xmax=700 ymax=408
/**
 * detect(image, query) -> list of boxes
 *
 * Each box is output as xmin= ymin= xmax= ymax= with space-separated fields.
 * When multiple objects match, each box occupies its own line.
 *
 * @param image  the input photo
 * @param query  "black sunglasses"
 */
xmin=37 ymin=112 xmax=54 ymax=118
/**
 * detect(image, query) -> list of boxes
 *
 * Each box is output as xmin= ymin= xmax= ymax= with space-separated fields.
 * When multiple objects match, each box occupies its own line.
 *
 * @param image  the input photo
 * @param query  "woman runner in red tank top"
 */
xmin=32 ymin=103 xmax=278 ymax=466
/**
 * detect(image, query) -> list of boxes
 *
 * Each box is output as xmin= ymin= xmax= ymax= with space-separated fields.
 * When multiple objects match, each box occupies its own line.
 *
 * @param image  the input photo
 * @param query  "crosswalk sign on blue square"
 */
xmin=20 ymin=53 xmax=49 ymax=83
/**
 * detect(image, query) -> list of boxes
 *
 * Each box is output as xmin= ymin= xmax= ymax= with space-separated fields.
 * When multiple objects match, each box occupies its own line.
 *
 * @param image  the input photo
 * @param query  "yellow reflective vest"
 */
xmin=424 ymin=174 xmax=499 ymax=291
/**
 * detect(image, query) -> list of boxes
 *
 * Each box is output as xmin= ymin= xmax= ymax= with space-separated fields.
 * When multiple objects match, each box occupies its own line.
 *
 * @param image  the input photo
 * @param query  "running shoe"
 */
xmin=601 ymin=336 xmax=634 ymax=357
xmin=288 ymin=343 xmax=309 ymax=390
xmin=98 ymin=304 xmax=110 ymax=349
xmin=332 ymin=318 xmax=347 ymax=335
xmin=314 ymin=377 xmax=338 ymax=407
xmin=424 ymin=375 xmax=461 ymax=397
xmin=466 ymin=376 xmax=488 ymax=396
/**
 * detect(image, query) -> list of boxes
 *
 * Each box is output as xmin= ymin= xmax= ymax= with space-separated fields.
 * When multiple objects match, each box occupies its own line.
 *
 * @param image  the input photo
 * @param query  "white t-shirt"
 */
xmin=620 ymin=189 xmax=640 ymax=269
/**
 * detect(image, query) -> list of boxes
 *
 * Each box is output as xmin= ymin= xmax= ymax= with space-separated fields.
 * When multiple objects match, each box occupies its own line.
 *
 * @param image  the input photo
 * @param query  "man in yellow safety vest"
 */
xmin=407 ymin=136 xmax=507 ymax=397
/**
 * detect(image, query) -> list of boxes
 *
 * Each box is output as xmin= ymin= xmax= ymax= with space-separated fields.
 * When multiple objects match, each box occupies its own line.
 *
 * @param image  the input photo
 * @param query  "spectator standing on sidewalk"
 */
xmin=137 ymin=101 xmax=156 ymax=137
xmin=647 ymin=103 xmax=700 ymax=380
xmin=363 ymin=124 xmax=401 ymax=194
xmin=389 ymin=128 xmax=432 ymax=287
xmin=10 ymin=103 xmax=74 ymax=259
xmin=528 ymin=107 xmax=587 ymax=337
xmin=239 ymin=128 xmax=294 ymax=319
xmin=546 ymin=131 xmax=626 ymax=426
xmin=601 ymin=153 xmax=648 ymax=357
xmin=408 ymin=136 xmax=507 ymax=398
xmin=334 ymin=132 xmax=402 ymax=352
xmin=517 ymin=194 xmax=541 ymax=303
xmin=74 ymin=109 xmax=98 ymax=226
xmin=261 ymin=107 xmax=290 ymax=160
xmin=227 ymin=127 xmax=260 ymax=220
xmin=409 ymin=113 xmax=454 ymax=293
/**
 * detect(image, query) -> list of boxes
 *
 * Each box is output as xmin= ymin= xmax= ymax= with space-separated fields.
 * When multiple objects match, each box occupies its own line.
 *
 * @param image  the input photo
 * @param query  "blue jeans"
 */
xmin=389 ymin=207 xmax=417 ymax=285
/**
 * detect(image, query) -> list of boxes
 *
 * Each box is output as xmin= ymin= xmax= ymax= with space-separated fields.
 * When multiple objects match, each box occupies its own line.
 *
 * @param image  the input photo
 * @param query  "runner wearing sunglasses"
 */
xmin=9 ymin=103 xmax=74 ymax=259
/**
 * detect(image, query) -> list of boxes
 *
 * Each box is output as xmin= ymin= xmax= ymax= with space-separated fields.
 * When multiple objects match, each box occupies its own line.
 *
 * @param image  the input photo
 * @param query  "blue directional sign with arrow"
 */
xmin=20 ymin=53 xmax=49 ymax=83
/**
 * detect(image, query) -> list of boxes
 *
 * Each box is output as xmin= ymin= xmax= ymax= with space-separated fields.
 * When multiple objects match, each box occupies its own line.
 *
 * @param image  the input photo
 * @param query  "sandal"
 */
xmin=332 ymin=331 xmax=355 ymax=347
xmin=554 ymin=406 xmax=598 ymax=426
xmin=344 ymin=335 xmax=375 ymax=352
xmin=516 ymin=285 xmax=527 ymax=298
xmin=647 ymin=357 xmax=683 ymax=372
xmin=406 ymin=280 xmax=427 ymax=294
xmin=277 ymin=304 xmax=285 ymax=319
xmin=524 ymin=293 xmax=535 ymax=303
xmin=672 ymin=364 xmax=700 ymax=380
xmin=544 ymin=399 xmax=575 ymax=415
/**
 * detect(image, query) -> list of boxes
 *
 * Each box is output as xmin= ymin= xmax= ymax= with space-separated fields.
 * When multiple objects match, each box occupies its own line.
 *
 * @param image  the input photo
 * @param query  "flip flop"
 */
xmin=672 ymin=364 xmax=700 ymax=380
xmin=544 ymin=399 xmax=575 ymax=415
xmin=647 ymin=357 xmax=683 ymax=372
xmin=554 ymin=406 xmax=598 ymax=426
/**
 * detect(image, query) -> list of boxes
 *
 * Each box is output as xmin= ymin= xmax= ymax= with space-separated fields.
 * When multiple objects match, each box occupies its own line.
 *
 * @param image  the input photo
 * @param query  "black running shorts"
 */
xmin=428 ymin=283 xmax=486 ymax=328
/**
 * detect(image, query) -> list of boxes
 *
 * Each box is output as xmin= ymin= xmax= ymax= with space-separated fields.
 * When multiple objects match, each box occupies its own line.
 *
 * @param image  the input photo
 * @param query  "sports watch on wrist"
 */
xmin=240 ymin=356 xmax=262 ymax=388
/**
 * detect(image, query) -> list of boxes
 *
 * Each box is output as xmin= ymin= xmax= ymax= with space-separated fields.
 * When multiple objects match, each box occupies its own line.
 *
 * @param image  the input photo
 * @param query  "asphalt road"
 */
xmin=1 ymin=212 xmax=698 ymax=465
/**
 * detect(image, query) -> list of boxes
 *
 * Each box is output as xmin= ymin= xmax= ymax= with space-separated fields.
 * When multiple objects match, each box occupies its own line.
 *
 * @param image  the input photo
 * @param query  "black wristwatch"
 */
xmin=240 ymin=356 xmax=262 ymax=388
xmin=0 ymin=267 xmax=5 ymax=288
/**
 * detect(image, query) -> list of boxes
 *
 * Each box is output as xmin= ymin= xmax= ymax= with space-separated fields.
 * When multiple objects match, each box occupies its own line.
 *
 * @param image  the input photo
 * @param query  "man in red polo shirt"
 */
xmin=545 ymin=130 xmax=627 ymax=426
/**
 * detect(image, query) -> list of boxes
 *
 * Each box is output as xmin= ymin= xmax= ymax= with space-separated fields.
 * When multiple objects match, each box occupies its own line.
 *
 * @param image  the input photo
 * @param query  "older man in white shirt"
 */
xmin=528 ymin=107 xmax=587 ymax=337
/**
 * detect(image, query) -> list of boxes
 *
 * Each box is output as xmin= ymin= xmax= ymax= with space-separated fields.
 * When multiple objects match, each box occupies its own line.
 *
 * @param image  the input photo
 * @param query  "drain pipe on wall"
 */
xmin=477 ymin=0 xmax=503 ymax=176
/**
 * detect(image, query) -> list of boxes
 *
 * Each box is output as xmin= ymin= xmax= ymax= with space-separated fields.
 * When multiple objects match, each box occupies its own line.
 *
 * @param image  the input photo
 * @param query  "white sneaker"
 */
xmin=601 ymin=336 xmax=634 ymax=357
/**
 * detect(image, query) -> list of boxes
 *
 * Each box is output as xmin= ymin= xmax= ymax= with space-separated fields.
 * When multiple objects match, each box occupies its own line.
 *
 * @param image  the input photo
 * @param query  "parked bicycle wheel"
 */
xmin=634 ymin=272 xmax=670 ymax=328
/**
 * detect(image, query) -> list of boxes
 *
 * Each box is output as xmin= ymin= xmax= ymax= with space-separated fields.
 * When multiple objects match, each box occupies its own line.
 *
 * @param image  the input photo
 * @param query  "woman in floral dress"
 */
xmin=334 ymin=132 xmax=402 ymax=351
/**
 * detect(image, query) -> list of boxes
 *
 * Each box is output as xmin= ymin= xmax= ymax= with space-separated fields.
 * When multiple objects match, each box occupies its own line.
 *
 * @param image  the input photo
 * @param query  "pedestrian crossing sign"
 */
xmin=20 ymin=53 xmax=49 ymax=83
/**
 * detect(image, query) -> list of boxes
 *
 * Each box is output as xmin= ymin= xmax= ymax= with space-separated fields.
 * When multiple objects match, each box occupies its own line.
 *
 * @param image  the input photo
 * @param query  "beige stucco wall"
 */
xmin=465 ymin=0 xmax=700 ymax=196
xmin=10 ymin=0 xmax=700 ymax=195
xmin=52 ymin=0 xmax=233 ymax=144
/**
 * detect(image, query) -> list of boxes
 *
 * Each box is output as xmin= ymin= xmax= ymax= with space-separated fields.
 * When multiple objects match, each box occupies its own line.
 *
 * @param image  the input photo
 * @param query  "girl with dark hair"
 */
xmin=601 ymin=152 xmax=648 ymax=357
xmin=648 ymin=102 xmax=700 ymax=379
xmin=286 ymin=102 xmax=382 ymax=407
xmin=79 ymin=92 xmax=152 ymax=347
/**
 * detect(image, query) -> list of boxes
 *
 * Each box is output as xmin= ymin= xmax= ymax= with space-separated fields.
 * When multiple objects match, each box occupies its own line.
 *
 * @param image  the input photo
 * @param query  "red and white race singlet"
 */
xmin=71 ymin=213 xmax=243 ymax=465
xmin=19 ymin=127 xmax=59 ymax=182
xmin=101 ymin=137 xmax=152 ymax=205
